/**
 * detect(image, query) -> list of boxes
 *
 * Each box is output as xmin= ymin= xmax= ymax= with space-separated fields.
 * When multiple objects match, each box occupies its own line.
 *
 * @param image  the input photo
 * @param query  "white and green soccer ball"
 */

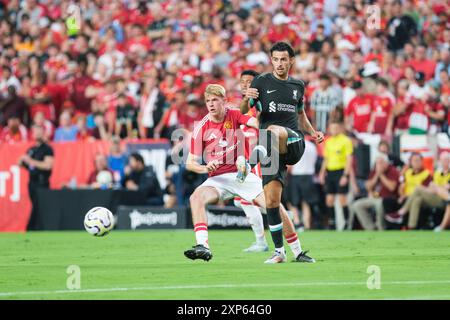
xmin=84 ymin=207 xmax=114 ymax=237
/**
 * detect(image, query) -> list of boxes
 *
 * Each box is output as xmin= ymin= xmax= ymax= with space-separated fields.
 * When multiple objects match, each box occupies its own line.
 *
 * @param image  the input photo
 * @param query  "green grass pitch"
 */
xmin=0 ymin=230 xmax=449 ymax=300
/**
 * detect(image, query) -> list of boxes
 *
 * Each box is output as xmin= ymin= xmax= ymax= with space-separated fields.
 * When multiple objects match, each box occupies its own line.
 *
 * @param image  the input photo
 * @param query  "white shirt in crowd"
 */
xmin=290 ymin=140 xmax=317 ymax=176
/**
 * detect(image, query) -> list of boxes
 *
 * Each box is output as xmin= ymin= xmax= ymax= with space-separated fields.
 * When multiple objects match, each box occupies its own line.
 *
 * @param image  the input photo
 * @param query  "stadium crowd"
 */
xmin=1 ymin=0 xmax=450 ymax=231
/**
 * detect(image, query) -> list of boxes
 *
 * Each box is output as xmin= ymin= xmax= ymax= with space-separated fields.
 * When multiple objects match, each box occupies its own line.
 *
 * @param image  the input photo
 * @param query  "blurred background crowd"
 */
xmin=1 ymin=0 xmax=450 ymax=231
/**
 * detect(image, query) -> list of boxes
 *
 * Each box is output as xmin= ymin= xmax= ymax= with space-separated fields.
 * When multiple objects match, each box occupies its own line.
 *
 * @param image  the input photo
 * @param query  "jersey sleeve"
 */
xmin=297 ymin=81 xmax=306 ymax=112
xmin=344 ymin=99 xmax=354 ymax=116
xmin=249 ymin=76 xmax=263 ymax=110
xmin=190 ymin=126 xmax=204 ymax=157
xmin=44 ymin=145 xmax=54 ymax=157
xmin=231 ymin=109 xmax=251 ymax=126
xmin=344 ymin=137 xmax=354 ymax=157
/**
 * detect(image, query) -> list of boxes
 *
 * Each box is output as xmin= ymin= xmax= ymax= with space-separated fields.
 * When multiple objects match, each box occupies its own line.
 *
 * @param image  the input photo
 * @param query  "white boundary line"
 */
xmin=1 ymin=280 xmax=450 ymax=297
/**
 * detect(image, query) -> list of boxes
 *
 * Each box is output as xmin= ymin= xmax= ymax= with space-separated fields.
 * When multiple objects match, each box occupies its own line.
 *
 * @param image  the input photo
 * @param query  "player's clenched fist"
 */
xmin=245 ymin=88 xmax=259 ymax=100
xmin=312 ymin=131 xmax=325 ymax=144
xmin=206 ymin=160 xmax=221 ymax=172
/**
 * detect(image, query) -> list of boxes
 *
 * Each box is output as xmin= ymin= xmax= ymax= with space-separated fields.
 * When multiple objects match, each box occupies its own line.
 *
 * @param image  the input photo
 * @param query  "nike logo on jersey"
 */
xmin=267 ymin=90 xmax=277 ymax=94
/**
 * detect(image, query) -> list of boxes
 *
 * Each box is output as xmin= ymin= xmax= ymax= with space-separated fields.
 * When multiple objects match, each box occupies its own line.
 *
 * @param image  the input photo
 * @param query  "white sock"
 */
xmin=241 ymin=203 xmax=266 ymax=244
xmin=286 ymin=233 xmax=302 ymax=257
xmin=194 ymin=223 xmax=209 ymax=248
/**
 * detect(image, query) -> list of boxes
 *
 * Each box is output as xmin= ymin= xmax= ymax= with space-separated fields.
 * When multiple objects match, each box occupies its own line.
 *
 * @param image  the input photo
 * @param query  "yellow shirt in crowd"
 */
xmin=324 ymin=133 xmax=353 ymax=171
xmin=433 ymin=170 xmax=450 ymax=187
xmin=404 ymin=169 xmax=431 ymax=196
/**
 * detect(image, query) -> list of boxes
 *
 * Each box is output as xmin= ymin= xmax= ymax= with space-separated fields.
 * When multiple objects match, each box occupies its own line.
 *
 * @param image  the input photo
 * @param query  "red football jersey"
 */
xmin=372 ymin=96 xmax=393 ymax=134
xmin=243 ymin=107 xmax=261 ymax=177
xmin=345 ymin=95 xmax=374 ymax=133
xmin=190 ymin=108 xmax=251 ymax=177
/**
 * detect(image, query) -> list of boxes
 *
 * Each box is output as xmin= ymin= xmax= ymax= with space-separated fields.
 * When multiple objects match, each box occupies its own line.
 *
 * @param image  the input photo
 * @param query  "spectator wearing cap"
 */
xmin=123 ymin=153 xmax=163 ymax=206
xmin=407 ymin=71 xmax=444 ymax=134
xmin=361 ymin=61 xmax=381 ymax=95
xmin=344 ymin=80 xmax=374 ymax=133
xmin=397 ymin=152 xmax=450 ymax=230
xmin=351 ymin=153 xmax=400 ymax=230
xmin=267 ymin=13 xmax=299 ymax=46
xmin=310 ymin=73 xmax=342 ymax=133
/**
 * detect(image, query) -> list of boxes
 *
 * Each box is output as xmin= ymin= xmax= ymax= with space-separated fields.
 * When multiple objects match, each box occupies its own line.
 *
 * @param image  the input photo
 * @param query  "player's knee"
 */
xmin=339 ymin=195 xmax=347 ymax=206
xmin=190 ymin=191 xmax=203 ymax=206
xmin=266 ymin=125 xmax=281 ymax=136
xmin=326 ymin=196 xmax=335 ymax=207
xmin=265 ymin=197 xmax=279 ymax=208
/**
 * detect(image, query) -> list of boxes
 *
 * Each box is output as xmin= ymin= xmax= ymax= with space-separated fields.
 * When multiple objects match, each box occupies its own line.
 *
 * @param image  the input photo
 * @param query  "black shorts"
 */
xmin=324 ymin=169 xmax=349 ymax=194
xmin=262 ymin=127 xmax=305 ymax=186
xmin=288 ymin=174 xmax=319 ymax=206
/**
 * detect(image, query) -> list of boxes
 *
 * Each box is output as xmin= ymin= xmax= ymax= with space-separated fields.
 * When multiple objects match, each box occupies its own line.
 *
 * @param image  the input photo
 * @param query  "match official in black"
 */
xmin=19 ymin=124 xmax=54 ymax=230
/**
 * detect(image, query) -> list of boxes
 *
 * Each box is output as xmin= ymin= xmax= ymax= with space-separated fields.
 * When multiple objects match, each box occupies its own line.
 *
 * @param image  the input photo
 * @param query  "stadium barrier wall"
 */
xmin=0 ymin=139 xmax=170 ymax=232
xmin=116 ymin=205 xmax=267 ymax=230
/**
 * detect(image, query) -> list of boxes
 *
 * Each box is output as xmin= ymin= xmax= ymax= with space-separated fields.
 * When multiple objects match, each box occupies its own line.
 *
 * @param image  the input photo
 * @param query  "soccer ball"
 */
xmin=84 ymin=207 xmax=114 ymax=237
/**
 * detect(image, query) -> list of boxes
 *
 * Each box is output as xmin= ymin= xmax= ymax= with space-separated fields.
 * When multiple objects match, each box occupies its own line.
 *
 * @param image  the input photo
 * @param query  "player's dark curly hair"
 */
xmin=270 ymin=42 xmax=295 ymax=58
xmin=240 ymin=70 xmax=259 ymax=78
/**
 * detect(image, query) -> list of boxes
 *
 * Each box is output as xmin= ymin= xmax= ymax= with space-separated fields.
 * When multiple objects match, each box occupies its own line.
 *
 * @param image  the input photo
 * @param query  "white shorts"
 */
xmin=200 ymin=172 xmax=263 ymax=202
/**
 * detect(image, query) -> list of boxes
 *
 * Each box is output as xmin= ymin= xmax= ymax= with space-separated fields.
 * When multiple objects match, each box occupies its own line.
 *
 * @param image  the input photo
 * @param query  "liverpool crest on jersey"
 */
xmin=293 ymin=90 xmax=298 ymax=100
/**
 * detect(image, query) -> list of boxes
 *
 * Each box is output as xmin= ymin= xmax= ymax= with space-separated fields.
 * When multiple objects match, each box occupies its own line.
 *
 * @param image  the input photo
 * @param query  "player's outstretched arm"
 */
xmin=298 ymin=109 xmax=324 ymax=143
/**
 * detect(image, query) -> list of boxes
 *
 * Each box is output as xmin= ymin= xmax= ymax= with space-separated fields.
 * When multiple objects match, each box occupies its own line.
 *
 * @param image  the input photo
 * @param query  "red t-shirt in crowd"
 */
xmin=345 ymin=94 xmax=374 ymax=132
xmin=0 ymin=125 xmax=28 ymax=143
xmin=178 ymin=107 xmax=207 ymax=132
xmin=190 ymin=108 xmax=251 ymax=177
xmin=30 ymin=85 xmax=56 ymax=121
xmin=368 ymin=165 xmax=400 ymax=198
xmin=406 ymin=59 xmax=437 ymax=81
xmin=372 ymin=96 xmax=393 ymax=134
xmin=393 ymin=96 xmax=413 ymax=130
xmin=70 ymin=75 xmax=97 ymax=114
